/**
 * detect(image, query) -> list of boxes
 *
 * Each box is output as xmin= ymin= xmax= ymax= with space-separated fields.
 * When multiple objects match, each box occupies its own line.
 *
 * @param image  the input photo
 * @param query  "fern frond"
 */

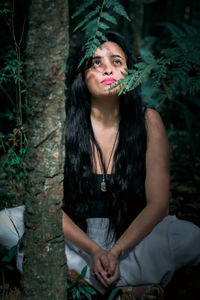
xmin=104 ymin=0 xmax=131 ymax=20
xmin=112 ymin=2 xmax=131 ymax=21
xmin=73 ymin=6 xmax=101 ymax=32
xmin=104 ymin=0 xmax=113 ymax=8
xmin=101 ymin=12 xmax=117 ymax=24
xmin=72 ymin=0 xmax=130 ymax=68
xmin=98 ymin=22 xmax=110 ymax=30
xmin=109 ymin=62 xmax=155 ymax=95
xmin=71 ymin=0 xmax=96 ymax=19
xmin=82 ymin=19 xmax=98 ymax=32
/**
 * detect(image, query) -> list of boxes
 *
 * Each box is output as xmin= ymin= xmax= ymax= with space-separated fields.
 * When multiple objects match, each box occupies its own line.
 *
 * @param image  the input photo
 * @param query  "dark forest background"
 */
xmin=0 ymin=0 xmax=200 ymax=299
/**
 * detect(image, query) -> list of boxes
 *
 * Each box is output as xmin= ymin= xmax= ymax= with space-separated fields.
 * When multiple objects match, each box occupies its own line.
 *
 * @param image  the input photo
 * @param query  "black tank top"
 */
xmin=62 ymin=173 xmax=146 ymax=220
xmin=87 ymin=173 xmax=113 ymax=218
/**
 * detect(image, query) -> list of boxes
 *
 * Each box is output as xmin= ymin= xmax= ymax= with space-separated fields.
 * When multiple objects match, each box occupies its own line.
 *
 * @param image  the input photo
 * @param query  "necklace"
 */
xmin=97 ymin=129 xmax=119 ymax=192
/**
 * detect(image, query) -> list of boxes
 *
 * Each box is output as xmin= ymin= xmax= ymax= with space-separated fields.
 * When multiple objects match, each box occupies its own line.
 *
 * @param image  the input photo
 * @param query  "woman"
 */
xmin=0 ymin=33 xmax=200 ymax=299
xmin=61 ymin=33 xmax=200 ymax=298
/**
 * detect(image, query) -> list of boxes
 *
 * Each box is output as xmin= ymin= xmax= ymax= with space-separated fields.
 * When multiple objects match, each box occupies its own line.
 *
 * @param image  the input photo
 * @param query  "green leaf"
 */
xmin=73 ymin=6 xmax=101 ymax=32
xmin=104 ymin=0 xmax=113 ymax=9
xmin=108 ymin=287 xmax=120 ymax=300
xmin=72 ymin=0 xmax=95 ymax=18
xmin=5 ymin=265 xmax=15 ymax=270
xmin=101 ymin=12 xmax=117 ymax=24
xmin=78 ymin=286 xmax=92 ymax=299
xmin=72 ymin=288 xmax=77 ymax=299
xmin=75 ymin=265 xmax=88 ymax=283
xmin=76 ymin=289 xmax=81 ymax=300
xmin=67 ymin=282 xmax=75 ymax=289
xmin=98 ymin=21 xmax=110 ymax=30
xmin=81 ymin=285 xmax=97 ymax=295
xmin=82 ymin=19 xmax=98 ymax=32
xmin=112 ymin=3 xmax=131 ymax=21
xmin=96 ymin=30 xmax=103 ymax=37
xmin=1 ymin=245 xmax=17 ymax=263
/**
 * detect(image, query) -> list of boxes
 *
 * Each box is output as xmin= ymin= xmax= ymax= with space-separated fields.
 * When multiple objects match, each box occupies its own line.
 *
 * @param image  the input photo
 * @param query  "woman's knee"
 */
xmin=0 ymin=206 xmax=25 ymax=249
xmin=170 ymin=218 xmax=200 ymax=271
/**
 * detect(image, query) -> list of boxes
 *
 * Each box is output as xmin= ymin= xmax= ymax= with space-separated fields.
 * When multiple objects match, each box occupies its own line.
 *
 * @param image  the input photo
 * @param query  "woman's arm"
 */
xmin=110 ymin=108 xmax=170 ymax=258
xmin=62 ymin=211 xmax=100 ymax=255
xmin=62 ymin=211 xmax=111 ymax=286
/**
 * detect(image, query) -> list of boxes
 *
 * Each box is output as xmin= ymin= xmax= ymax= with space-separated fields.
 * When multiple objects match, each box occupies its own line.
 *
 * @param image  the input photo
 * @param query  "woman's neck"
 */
xmin=90 ymin=96 xmax=120 ymax=129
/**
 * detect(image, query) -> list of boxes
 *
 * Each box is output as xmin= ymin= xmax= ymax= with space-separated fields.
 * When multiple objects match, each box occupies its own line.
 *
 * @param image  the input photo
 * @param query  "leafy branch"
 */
xmin=72 ymin=0 xmax=131 ymax=67
xmin=109 ymin=22 xmax=200 ymax=100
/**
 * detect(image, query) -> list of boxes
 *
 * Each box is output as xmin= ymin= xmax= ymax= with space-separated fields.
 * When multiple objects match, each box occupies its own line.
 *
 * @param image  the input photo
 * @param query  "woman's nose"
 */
xmin=103 ymin=64 xmax=113 ymax=75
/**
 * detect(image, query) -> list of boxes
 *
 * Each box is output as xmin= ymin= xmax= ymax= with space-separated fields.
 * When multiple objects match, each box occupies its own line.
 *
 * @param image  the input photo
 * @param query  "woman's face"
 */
xmin=85 ymin=41 xmax=128 ymax=99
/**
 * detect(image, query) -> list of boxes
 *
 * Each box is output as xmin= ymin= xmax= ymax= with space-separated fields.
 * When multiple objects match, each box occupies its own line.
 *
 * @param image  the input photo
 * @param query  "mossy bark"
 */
xmin=21 ymin=0 xmax=69 ymax=299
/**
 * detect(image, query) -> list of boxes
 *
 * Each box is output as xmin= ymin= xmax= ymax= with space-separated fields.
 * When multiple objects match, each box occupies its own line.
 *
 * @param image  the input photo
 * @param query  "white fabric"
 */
xmin=0 ymin=205 xmax=200 ymax=294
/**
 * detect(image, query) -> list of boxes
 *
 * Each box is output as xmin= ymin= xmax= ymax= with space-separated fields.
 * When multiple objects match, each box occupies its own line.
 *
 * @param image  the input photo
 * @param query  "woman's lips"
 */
xmin=101 ymin=78 xmax=117 ymax=85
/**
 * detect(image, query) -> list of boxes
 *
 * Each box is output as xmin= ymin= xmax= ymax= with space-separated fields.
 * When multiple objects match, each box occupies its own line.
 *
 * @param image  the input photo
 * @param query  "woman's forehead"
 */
xmin=93 ymin=41 xmax=126 ymax=59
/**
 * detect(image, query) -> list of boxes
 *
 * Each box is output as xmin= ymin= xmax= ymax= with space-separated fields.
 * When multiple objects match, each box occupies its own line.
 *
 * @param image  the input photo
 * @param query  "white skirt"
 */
xmin=0 ymin=205 xmax=200 ymax=294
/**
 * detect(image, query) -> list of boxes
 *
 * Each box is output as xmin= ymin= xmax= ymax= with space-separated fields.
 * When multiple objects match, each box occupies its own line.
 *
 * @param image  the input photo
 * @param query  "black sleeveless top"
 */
xmin=87 ymin=173 xmax=113 ymax=218
xmin=62 ymin=173 xmax=146 ymax=220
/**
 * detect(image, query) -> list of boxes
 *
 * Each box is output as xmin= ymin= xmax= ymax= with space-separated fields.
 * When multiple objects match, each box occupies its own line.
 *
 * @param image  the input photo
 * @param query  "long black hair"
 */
xmin=63 ymin=33 xmax=147 ymax=239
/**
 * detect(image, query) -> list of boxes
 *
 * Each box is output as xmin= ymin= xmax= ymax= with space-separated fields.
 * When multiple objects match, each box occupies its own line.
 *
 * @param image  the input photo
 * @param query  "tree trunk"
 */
xmin=129 ymin=0 xmax=144 ymax=58
xmin=21 ymin=0 xmax=69 ymax=299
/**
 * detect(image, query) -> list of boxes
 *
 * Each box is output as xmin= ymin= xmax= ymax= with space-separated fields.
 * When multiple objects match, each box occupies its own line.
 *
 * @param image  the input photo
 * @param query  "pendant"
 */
xmin=101 ymin=179 xmax=107 ymax=192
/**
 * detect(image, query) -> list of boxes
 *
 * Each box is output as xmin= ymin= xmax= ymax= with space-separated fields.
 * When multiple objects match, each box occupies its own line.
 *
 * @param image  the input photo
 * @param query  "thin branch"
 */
xmin=19 ymin=17 xmax=26 ymax=46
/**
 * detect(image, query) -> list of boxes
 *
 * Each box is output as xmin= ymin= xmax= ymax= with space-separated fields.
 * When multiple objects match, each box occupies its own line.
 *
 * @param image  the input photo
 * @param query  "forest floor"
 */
xmin=0 ymin=260 xmax=200 ymax=299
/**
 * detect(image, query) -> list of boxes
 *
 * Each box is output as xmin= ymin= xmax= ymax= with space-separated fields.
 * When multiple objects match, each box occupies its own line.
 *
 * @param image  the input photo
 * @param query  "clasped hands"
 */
xmin=91 ymin=247 xmax=120 ymax=288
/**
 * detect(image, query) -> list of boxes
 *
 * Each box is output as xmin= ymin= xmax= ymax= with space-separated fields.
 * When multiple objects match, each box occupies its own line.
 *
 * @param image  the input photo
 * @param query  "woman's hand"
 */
xmin=105 ymin=251 xmax=120 ymax=285
xmin=91 ymin=247 xmax=120 ymax=288
xmin=91 ymin=247 xmax=110 ymax=287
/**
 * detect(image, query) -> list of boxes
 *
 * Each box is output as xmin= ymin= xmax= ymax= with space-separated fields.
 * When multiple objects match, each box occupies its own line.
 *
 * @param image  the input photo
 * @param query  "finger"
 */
xmin=108 ymin=260 xmax=116 ymax=275
xmin=96 ymin=258 xmax=107 ymax=277
xmin=95 ymin=272 xmax=109 ymax=288
xmin=100 ymin=254 xmax=109 ymax=271
xmin=106 ymin=266 xmax=120 ymax=285
xmin=91 ymin=268 xmax=107 ymax=286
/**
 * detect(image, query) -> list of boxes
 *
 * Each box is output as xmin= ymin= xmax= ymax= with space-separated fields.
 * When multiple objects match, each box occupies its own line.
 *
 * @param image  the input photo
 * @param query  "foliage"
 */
xmin=67 ymin=266 xmax=97 ymax=300
xmin=72 ymin=0 xmax=130 ymax=67
xmin=1 ymin=236 xmax=23 ymax=271
xmin=67 ymin=266 xmax=120 ymax=300
xmin=0 ymin=1 xmax=27 ymax=210
xmin=110 ymin=22 xmax=200 ymax=101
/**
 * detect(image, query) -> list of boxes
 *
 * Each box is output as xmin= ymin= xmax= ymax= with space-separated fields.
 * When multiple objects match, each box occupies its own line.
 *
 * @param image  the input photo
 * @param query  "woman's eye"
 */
xmin=114 ymin=60 xmax=122 ymax=65
xmin=92 ymin=60 xmax=101 ymax=67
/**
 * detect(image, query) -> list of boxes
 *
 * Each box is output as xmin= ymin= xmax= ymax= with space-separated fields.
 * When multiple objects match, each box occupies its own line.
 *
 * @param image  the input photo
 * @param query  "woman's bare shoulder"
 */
xmin=145 ymin=108 xmax=166 ymax=138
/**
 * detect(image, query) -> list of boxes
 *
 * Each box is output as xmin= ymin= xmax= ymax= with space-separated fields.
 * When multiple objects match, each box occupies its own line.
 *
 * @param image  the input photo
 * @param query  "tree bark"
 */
xmin=21 ymin=0 xmax=69 ymax=299
xmin=129 ymin=0 xmax=144 ymax=58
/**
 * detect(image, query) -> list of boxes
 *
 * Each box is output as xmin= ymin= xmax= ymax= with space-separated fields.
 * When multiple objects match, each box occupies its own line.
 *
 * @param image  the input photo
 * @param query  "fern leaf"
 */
xmin=125 ymin=72 xmax=137 ymax=91
xmin=112 ymin=2 xmax=131 ymax=21
xmin=78 ymin=41 xmax=100 ymax=69
xmin=74 ymin=0 xmax=131 ymax=69
xmin=101 ymin=12 xmax=117 ymax=24
xmin=96 ymin=30 xmax=103 ymax=37
xmin=82 ymin=19 xmax=98 ymax=32
xmin=98 ymin=21 xmax=110 ymax=30
xmin=72 ymin=0 xmax=95 ymax=19
xmin=73 ymin=6 xmax=101 ymax=32
xmin=104 ymin=0 xmax=113 ymax=9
